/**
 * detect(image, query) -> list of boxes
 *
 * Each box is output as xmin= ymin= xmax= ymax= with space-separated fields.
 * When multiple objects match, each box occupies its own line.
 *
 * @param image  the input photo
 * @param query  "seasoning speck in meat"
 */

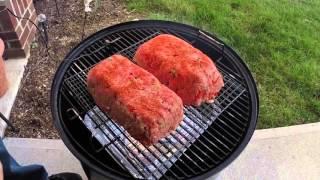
xmin=134 ymin=34 xmax=224 ymax=106
xmin=87 ymin=55 xmax=184 ymax=145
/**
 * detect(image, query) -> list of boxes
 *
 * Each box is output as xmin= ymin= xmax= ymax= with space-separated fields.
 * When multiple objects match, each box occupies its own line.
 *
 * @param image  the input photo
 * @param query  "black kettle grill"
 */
xmin=51 ymin=20 xmax=259 ymax=179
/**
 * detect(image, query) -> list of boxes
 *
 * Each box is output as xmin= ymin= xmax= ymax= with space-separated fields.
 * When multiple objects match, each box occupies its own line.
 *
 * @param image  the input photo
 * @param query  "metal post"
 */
xmin=81 ymin=12 xmax=88 ymax=40
xmin=37 ymin=14 xmax=48 ymax=47
xmin=54 ymin=0 xmax=60 ymax=16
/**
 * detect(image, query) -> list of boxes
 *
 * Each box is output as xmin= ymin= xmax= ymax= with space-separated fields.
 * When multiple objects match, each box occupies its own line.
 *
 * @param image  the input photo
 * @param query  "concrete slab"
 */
xmin=0 ymin=58 xmax=27 ymax=137
xmin=2 ymin=123 xmax=320 ymax=180
xmin=3 ymin=138 xmax=87 ymax=179
xmin=216 ymin=122 xmax=320 ymax=180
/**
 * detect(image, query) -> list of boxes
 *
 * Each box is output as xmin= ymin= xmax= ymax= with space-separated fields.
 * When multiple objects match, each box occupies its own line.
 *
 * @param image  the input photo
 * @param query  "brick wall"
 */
xmin=0 ymin=0 xmax=37 ymax=59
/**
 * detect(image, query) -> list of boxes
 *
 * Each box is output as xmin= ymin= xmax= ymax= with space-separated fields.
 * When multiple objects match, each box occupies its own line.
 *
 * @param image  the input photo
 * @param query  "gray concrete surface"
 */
xmin=3 ymin=122 xmax=320 ymax=180
xmin=0 ymin=58 xmax=28 ymax=137
xmin=3 ymin=138 xmax=87 ymax=179
xmin=216 ymin=122 xmax=320 ymax=180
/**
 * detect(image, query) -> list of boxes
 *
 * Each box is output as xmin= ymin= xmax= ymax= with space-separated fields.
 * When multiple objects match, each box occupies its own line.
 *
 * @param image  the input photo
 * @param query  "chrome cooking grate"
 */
xmin=61 ymin=30 xmax=247 ymax=179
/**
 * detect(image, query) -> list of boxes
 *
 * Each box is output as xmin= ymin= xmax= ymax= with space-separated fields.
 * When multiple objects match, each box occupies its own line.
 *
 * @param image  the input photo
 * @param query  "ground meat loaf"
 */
xmin=87 ymin=55 xmax=184 ymax=145
xmin=134 ymin=34 xmax=224 ymax=106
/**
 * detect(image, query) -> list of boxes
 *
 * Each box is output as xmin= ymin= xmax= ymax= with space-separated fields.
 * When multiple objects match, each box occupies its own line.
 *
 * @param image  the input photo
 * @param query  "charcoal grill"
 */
xmin=51 ymin=20 xmax=259 ymax=179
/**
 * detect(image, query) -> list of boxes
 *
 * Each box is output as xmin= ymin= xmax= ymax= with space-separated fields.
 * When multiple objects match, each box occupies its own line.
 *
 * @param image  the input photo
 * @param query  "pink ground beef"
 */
xmin=87 ymin=55 xmax=183 ymax=145
xmin=134 ymin=34 xmax=224 ymax=106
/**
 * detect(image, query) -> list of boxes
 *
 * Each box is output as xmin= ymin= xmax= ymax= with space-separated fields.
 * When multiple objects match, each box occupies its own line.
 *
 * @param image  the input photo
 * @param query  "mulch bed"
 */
xmin=6 ymin=0 xmax=139 ymax=138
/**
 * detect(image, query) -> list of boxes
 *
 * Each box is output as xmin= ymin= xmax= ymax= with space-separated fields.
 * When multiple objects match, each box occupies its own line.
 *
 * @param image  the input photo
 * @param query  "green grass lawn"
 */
xmin=126 ymin=0 xmax=320 ymax=128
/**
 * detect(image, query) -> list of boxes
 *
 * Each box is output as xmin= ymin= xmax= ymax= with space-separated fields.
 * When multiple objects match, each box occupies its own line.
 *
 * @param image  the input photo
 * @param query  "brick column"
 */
xmin=0 ymin=0 xmax=37 ymax=59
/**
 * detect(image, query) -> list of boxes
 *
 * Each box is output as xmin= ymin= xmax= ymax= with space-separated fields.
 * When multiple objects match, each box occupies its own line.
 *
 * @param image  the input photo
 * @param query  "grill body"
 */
xmin=51 ymin=20 xmax=259 ymax=179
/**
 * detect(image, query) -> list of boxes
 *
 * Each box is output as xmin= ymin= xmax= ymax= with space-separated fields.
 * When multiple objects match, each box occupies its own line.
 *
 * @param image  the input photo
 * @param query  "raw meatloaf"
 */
xmin=134 ymin=34 xmax=224 ymax=106
xmin=87 ymin=55 xmax=183 ymax=145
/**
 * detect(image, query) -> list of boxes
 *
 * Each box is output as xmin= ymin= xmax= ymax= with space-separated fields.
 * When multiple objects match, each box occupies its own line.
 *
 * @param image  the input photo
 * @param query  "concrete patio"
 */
xmin=3 ymin=122 xmax=320 ymax=180
xmin=0 ymin=57 xmax=28 ymax=137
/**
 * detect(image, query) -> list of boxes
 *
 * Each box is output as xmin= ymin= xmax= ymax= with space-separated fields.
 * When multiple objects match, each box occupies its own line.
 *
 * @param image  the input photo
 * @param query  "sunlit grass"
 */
xmin=127 ymin=0 xmax=320 ymax=128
